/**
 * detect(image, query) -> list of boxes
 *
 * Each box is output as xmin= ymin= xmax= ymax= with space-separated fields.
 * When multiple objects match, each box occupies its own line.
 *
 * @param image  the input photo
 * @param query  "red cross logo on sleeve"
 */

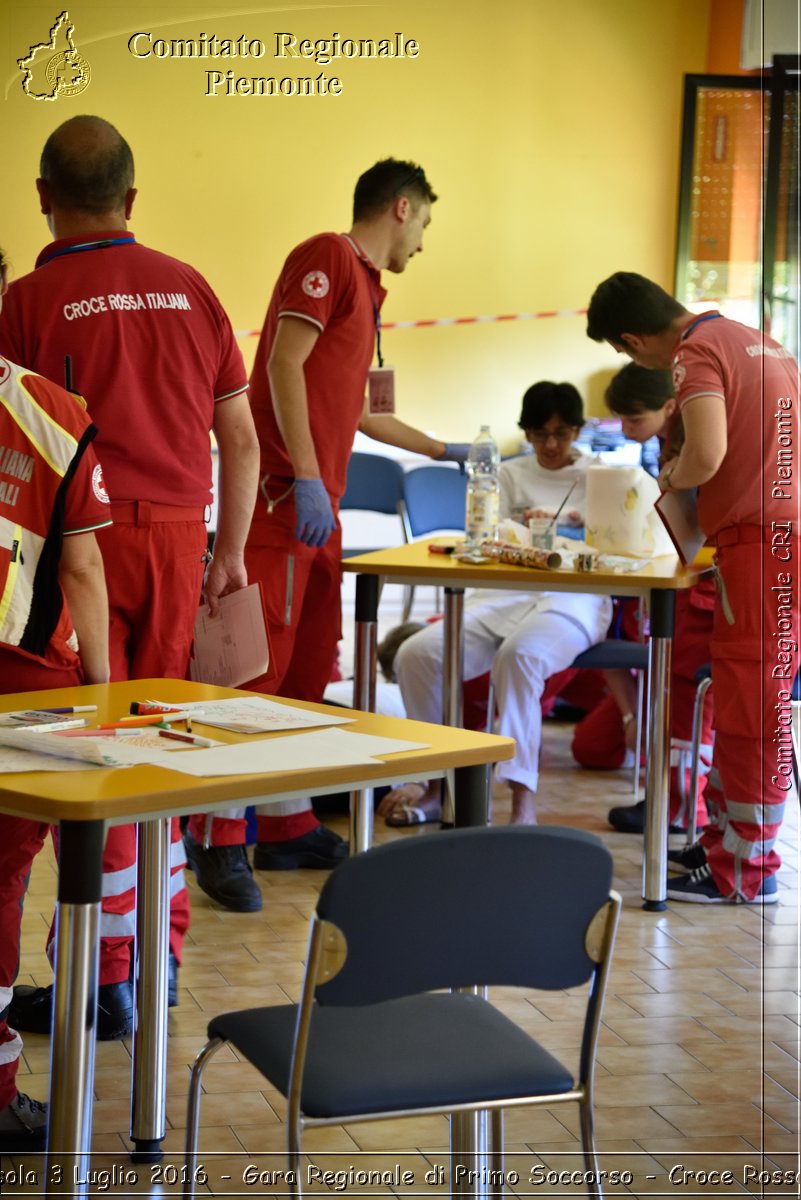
xmin=302 ymin=270 xmax=330 ymax=299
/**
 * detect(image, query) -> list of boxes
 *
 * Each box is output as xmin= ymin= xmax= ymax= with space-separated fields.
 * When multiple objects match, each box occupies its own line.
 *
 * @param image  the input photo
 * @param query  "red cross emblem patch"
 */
xmin=302 ymin=270 xmax=330 ymax=299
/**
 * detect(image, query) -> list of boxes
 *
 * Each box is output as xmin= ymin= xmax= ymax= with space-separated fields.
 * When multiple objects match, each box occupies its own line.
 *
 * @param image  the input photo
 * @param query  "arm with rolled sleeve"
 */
xmin=207 ymin=391 xmax=260 ymax=615
xmin=59 ymin=532 xmax=110 ymax=684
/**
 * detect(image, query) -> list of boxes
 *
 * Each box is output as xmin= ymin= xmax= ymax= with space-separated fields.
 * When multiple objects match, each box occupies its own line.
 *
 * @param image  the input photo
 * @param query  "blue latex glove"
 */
xmin=294 ymin=479 xmax=336 ymax=547
xmin=440 ymin=442 xmax=470 ymax=464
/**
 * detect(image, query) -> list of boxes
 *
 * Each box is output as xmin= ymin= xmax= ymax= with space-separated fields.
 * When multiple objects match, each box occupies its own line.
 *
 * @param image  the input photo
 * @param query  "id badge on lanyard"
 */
xmin=364 ymin=259 xmax=395 ymax=413
xmin=368 ymin=365 xmax=396 ymax=414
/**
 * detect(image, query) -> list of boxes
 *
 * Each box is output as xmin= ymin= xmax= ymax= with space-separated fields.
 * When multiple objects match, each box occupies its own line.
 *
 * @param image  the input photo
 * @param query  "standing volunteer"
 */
xmin=587 ymin=272 xmax=800 ymax=904
xmin=0 ymin=245 xmax=110 ymax=1149
xmin=0 ymin=116 xmax=259 ymax=1034
xmin=185 ymin=158 xmax=469 ymax=910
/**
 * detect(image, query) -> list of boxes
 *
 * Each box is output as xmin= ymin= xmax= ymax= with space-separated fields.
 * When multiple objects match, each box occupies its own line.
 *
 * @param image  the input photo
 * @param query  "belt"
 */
xmin=109 ymin=501 xmax=206 ymax=525
xmin=715 ymin=524 xmax=764 ymax=548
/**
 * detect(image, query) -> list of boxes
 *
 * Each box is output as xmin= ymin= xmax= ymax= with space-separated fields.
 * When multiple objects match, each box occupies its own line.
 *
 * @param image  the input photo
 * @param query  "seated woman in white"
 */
xmin=378 ymin=381 xmax=612 ymax=826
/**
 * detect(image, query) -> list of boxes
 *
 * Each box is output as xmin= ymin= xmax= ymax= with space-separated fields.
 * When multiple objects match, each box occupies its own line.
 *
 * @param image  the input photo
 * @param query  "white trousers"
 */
xmin=395 ymin=593 xmax=611 ymax=792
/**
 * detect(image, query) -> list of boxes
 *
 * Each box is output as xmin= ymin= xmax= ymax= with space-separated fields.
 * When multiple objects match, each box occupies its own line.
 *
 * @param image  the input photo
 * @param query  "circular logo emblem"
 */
xmin=45 ymin=50 xmax=91 ymax=97
xmin=0 ymin=358 xmax=10 ymax=386
xmin=92 ymin=463 xmax=109 ymax=504
xmin=302 ymin=270 xmax=329 ymax=299
xmin=672 ymin=363 xmax=686 ymax=390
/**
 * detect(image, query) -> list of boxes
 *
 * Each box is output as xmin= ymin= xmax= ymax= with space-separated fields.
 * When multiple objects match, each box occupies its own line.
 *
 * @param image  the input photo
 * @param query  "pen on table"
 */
xmin=158 ymin=729 xmax=215 ymax=748
xmin=99 ymin=710 xmax=196 ymax=730
xmin=55 ymin=728 xmax=145 ymax=738
xmin=99 ymin=714 xmax=174 ymax=729
xmin=31 ymin=705 xmax=98 ymax=715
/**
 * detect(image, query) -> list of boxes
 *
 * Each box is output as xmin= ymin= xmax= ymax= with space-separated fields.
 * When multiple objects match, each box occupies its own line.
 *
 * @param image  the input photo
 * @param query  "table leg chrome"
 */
xmin=351 ymin=573 xmax=380 ymax=853
xmin=46 ymin=819 xmax=105 ymax=1197
xmin=442 ymin=587 xmax=465 ymax=727
xmin=130 ymin=817 xmax=171 ymax=1158
xmin=441 ymin=587 xmax=465 ymax=825
xmin=643 ymin=589 xmax=675 ymax=910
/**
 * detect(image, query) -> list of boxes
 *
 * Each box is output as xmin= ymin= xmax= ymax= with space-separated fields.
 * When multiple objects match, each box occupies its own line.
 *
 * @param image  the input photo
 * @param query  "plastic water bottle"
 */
xmin=465 ymin=425 xmax=500 ymax=548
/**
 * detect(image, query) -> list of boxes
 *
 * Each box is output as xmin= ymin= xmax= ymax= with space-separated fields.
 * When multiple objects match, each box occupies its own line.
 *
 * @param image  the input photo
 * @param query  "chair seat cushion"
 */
xmin=209 ymin=991 xmax=574 ymax=1119
xmin=571 ymin=640 xmax=648 ymax=671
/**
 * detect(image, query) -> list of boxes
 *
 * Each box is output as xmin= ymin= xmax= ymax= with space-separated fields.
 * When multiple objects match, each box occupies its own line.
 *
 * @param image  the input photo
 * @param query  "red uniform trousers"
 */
xmin=701 ymin=531 xmax=800 ymax=899
xmin=67 ymin=515 xmax=207 ymax=983
xmin=571 ymin=583 xmax=716 ymax=828
xmin=187 ymin=500 xmax=343 ymax=848
xmin=0 ymin=650 xmax=83 ymax=1108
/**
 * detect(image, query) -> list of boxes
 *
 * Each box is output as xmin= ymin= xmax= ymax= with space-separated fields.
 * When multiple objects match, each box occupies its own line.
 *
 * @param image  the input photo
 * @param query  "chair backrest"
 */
xmin=313 ymin=826 xmax=615 ymax=1006
xmin=402 ymin=465 xmax=467 ymax=538
xmin=340 ymin=452 xmax=406 ymax=515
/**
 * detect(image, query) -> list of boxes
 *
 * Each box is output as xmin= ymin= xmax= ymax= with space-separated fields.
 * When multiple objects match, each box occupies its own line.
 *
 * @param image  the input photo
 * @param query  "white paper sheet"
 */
xmin=189 ymin=584 xmax=270 ymax=687
xmin=0 ymin=727 xmax=128 ymax=766
xmin=0 ymin=748 xmax=108 ymax=773
xmin=156 ymin=727 xmax=430 ymax=778
xmin=168 ymin=696 xmax=356 ymax=734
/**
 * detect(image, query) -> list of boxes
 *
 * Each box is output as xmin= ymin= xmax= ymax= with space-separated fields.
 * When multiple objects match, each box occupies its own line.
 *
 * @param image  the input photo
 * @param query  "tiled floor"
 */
xmin=6 ymin=601 xmax=800 ymax=1196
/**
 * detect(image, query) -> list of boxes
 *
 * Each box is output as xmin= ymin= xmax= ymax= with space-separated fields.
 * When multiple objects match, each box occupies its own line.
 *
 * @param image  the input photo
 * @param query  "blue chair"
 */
xmin=339 ymin=452 xmax=408 ymax=558
xmin=184 ymin=827 xmax=621 ymax=1200
xmin=401 ymin=464 xmax=467 ymax=618
xmin=570 ymin=639 xmax=649 ymax=796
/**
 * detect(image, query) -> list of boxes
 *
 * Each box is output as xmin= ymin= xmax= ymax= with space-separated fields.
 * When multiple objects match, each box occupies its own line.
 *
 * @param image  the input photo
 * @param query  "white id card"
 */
xmin=368 ymin=365 xmax=396 ymax=414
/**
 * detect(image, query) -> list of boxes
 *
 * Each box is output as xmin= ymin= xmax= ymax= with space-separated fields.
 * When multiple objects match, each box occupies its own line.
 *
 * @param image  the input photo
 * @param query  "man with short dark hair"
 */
xmin=0 ymin=115 xmax=260 ymax=1034
xmin=587 ymin=271 xmax=800 ymax=904
xmin=184 ymin=158 xmax=469 ymax=908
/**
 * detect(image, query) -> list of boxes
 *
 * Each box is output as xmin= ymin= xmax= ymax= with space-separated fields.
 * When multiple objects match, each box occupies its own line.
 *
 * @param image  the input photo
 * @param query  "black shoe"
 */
xmin=183 ymin=830 xmax=262 ymax=912
xmin=667 ymin=863 xmax=779 ymax=905
xmin=9 ymin=979 xmax=134 ymax=1041
xmin=0 ymin=1092 xmax=47 ymax=1153
xmin=608 ymin=799 xmax=692 ymax=835
xmin=168 ymin=951 xmax=178 ymax=1007
xmin=253 ymin=825 xmax=348 ymax=871
xmin=667 ymin=841 xmax=708 ymax=875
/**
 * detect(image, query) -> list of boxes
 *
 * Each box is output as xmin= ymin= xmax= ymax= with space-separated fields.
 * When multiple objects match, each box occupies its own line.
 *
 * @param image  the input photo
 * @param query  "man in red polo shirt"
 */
xmin=587 ymin=272 xmax=800 ymax=904
xmin=0 ymin=116 xmax=259 ymax=1034
xmin=185 ymin=159 xmax=469 ymax=910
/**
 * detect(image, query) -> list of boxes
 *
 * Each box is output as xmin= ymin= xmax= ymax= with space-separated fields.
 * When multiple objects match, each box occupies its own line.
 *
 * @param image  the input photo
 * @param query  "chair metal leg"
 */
xmin=287 ymin=1112 xmax=303 ymax=1198
xmin=579 ymin=1097 xmax=603 ymax=1199
xmin=183 ymin=1038 xmax=226 ymax=1200
xmin=401 ymin=583 xmax=415 ymax=622
xmin=490 ymin=1110 xmax=504 ymax=1200
xmin=687 ymin=676 xmax=713 ymax=846
xmin=485 ymin=682 xmax=495 ymax=820
xmin=632 ymin=669 xmax=644 ymax=796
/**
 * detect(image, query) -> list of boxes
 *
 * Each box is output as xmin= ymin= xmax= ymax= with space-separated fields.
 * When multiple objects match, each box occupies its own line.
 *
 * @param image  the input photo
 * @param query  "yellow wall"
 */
xmin=1 ymin=0 xmax=710 ymax=451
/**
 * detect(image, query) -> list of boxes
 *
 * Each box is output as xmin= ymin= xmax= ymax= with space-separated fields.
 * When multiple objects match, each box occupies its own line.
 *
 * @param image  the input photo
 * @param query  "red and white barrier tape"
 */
xmin=236 ymin=306 xmax=588 ymax=338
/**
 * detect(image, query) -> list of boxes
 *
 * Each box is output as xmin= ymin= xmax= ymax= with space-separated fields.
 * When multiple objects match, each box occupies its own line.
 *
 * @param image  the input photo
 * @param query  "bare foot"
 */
xmin=509 ymin=782 xmax=537 ymax=825
xmin=377 ymin=782 xmax=442 ymax=827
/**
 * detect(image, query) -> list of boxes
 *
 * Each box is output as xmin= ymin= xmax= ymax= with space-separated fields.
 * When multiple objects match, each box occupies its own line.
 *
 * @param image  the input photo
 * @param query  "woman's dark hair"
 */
xmin=605 ymin=364 xmax=673 ymax=416
xmin=518 ymin=381 xmax=583 ymax=431
xmin=377 ymin=621 xmax=424 ymax=682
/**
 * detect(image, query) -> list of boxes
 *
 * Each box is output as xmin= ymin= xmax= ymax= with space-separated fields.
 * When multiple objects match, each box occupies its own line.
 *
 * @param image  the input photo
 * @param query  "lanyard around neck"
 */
xmin=679 ymin=311 xmax=722 ymax=342
xmin=38 ymin=235 xmax=136 ymax=268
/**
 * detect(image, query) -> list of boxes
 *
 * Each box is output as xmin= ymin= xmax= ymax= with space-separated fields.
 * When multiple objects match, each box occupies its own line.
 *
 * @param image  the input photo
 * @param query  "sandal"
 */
xmin=379 ymin=783 xmax=442 ymax=828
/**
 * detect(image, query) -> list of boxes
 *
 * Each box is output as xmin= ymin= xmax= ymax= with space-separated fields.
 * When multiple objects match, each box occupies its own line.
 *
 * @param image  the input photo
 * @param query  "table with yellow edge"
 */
xmin=343 ymin=541 xmax=715 ymax=909
xmin=0 ymin=677 xmax=513 ymax=1196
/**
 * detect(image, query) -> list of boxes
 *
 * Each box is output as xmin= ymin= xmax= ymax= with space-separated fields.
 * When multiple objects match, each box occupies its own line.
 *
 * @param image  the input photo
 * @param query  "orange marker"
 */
xmin=99 ymin=714 xmax=169 ymax=729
